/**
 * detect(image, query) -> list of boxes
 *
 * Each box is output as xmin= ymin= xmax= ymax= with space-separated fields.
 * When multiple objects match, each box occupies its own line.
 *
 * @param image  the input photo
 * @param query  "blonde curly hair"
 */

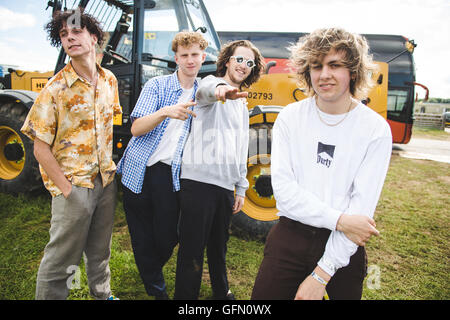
xmin=171 ymin=31 xmax=208 ymax=52
xmin=289 ymin=28 xmax=378 ymax=100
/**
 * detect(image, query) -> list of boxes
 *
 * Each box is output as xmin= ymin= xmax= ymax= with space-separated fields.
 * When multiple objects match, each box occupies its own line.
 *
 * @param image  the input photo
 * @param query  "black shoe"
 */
xmin=225 ymin=291 xmax=235 ymax=300
xmin=155 ymin=291 xmax=170 ymax=300
xmin=213 ymin=290 xmax=235 ymax=300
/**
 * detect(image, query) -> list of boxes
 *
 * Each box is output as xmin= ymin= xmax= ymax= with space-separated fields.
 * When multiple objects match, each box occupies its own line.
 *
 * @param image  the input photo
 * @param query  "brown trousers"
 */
xmin=251 ymin=217 xmax=367 ymax=300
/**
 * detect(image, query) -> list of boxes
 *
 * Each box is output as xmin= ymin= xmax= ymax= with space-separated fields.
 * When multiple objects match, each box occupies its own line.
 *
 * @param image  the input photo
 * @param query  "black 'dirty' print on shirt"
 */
xmin=317 ymin=142 xmax=335 ymax=168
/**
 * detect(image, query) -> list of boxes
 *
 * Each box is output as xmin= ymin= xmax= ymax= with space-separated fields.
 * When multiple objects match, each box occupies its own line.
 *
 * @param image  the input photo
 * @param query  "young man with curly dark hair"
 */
xmin=21 ymin=9 xmax=121 ymax=300
xmin=251 ymin=28 xmax=392 ymax=300
xmin=174 ymin=40 xmax=264 ymax=300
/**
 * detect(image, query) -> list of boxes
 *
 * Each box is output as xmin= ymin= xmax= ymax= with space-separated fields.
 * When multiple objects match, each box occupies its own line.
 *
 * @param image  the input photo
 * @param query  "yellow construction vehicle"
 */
xmin=1 ymin=0 xmax=393 ymax=240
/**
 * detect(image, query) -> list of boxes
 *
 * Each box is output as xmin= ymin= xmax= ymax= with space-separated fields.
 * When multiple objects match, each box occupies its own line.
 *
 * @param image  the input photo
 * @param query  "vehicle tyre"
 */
xmin=0 ymin=102 xmax=41 ymax=193
xmin=230 ymin=108 xmax=281 ymax=240
xmin=231 ymin=210 xmax=277 ymax=241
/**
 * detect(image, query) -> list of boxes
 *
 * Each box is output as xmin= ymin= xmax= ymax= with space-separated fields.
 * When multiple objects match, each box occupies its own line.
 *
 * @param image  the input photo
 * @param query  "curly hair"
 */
xmin=216 ymin=40 xmax=265 ymax=89
xmin=171 ymin=31 xmax=208 ymax=52
xmin=44 ymin=10 xmax=105 ymax=47
xmin=289 ymin=28 xmax=378 ymax=100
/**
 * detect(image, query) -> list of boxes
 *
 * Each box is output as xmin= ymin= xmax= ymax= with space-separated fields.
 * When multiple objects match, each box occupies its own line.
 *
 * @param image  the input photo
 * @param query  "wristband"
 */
xmin=311 ymin=271 xmax=328 ymax=286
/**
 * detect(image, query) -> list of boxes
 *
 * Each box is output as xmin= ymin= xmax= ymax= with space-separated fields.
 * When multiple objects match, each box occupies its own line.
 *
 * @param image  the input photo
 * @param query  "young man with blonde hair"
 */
xmin=251 ymin=28 xmax=392 ymax=300
xmin=174 ymin=40 xmax=265 ymax=300
xmin=117 ymin=31 xmax=207 ymax=300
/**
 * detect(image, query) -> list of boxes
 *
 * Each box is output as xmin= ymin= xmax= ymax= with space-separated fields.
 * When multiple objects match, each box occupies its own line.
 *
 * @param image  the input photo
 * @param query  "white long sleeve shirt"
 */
xmin=271 ymin=97 xmax=392 ymax=276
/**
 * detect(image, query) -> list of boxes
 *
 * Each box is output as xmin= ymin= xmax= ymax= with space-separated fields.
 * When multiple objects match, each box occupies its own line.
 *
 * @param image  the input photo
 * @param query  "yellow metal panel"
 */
xmin=113 ymin=113 xmax=123 ymax=126
xmin=265 ymin=112 xmax=278 ymax=124
xmin=366 ymin=61 xmax=388 ymax=119
xmin=11 ymin=70 xmax=53 ymax=92
xmin=31 ymin=78 xmax=50 ymax=93
xmin=144 ymin=32 xmax=156 ymax=40
xmin=244 ymin=73 xmax=307 ymax=109
xmin=249 ymin=113 xmax=264 ymax=125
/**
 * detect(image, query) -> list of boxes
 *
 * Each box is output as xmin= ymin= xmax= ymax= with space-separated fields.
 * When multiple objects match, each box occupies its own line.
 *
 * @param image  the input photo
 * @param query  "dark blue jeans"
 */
xmin=122 ymin=162 xmax=179 ymax=297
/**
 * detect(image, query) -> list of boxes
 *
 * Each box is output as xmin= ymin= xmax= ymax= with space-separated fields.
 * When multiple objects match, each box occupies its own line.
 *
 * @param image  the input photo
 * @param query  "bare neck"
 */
xmin=315 ymin=94 xmax=355 ymax=115
xmin=177 ymin=70 xmax=196 ymax=89
xmin=70 ymin=51 xmax=98 ymax=84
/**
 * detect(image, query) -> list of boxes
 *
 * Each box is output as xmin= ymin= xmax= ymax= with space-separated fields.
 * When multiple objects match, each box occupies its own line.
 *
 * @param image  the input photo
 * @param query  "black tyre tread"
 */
xmin=0 ymin=102 xmax=42 ymax=194
xmin=231 ymin=211 xmax=278 ymax=241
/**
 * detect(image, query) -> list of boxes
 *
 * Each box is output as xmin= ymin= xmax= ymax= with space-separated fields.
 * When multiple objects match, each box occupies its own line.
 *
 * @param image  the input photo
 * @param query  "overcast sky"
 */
xmin=0 ymin=0 xmax=449 ymax=98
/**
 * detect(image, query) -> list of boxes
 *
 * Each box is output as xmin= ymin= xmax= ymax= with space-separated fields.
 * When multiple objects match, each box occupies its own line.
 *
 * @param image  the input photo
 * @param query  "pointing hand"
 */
xmin=215 ymin=85 xmax=248 ymax=103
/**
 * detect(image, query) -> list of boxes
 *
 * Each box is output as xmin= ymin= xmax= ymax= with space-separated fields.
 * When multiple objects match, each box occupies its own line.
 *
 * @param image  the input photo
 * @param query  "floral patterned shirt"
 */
xmin=21 ymin=61 xmax=122 ymax=196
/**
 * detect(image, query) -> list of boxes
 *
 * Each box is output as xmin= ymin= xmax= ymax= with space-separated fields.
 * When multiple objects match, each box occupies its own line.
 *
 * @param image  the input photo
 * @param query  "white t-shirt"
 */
xmin=271 ymin=97 xmax=392 ymax=276
xmin=146 ymin=87 xmax=194 ymax=167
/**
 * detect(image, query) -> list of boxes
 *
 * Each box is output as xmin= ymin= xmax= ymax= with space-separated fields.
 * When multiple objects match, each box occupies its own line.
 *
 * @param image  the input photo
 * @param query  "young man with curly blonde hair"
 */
xmin=117 ymin=31 xmax=207 ymax=300
xmin=251 ymin=28 xmax=392 ymax=300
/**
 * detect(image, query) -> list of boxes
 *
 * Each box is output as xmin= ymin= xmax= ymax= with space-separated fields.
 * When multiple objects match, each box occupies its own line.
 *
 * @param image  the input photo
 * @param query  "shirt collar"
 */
xmin=63 ymin=60 xmax=105 ymax=88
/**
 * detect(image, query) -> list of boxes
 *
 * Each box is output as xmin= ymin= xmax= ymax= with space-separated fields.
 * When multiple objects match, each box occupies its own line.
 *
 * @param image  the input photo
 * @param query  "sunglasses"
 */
xmin=230 ymin=55 xmax=256 ymax=69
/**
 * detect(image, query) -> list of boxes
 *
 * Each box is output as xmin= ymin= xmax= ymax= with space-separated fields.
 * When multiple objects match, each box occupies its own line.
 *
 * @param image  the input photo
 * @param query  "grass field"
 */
xmin=0 ymin=137 xmax=449 ymax=300
xmin=412 ymin=126 xmax=450 ymax=141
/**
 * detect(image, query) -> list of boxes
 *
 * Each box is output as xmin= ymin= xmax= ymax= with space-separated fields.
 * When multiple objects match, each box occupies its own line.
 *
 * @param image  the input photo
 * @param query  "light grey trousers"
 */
xmin=35 ymin=176 xmax=117 ymax=300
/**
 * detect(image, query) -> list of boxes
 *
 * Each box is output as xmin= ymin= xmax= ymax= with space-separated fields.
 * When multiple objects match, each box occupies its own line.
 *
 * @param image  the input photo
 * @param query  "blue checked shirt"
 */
xmin=117 ymin=71 xmax=198 ymax=194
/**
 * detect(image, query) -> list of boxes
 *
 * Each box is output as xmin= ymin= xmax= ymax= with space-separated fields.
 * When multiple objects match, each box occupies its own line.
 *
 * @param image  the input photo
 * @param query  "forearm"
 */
xmin=295 ymin=265 xmax=330 ymax=300
xmin=196 ymin=75 xmax=227 ymax=107
xmin=317 ymin=230 xmax=358 ymax=277
xmin=235 ymin=120 xmax=249 ymax=197
xmin=131 ymin=108 xmax=166 ymax=137
xmin=318 ymin=136 xmax=393 ymax=276
xmin=33 ymin=138 xmax=71 ymax=196
xmin=235 ymin=168 xmax=249 ymax=197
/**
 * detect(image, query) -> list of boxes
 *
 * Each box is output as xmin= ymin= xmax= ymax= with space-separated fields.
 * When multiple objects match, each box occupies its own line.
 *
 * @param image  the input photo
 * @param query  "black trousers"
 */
xmin=174 ymin=179 xmax=234 ymax=300
xmin=122 ymin=162 xmax=179 ymax=297
xmin=251 ymin=217 xmax=367 ymax=300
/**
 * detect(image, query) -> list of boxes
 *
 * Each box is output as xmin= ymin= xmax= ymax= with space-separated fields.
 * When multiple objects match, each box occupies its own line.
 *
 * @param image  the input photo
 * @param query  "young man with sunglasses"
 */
xmin=174 ymin=40 xmax=264 ymax=300
xmin=251 ymin=28 xmax=392 ymax=300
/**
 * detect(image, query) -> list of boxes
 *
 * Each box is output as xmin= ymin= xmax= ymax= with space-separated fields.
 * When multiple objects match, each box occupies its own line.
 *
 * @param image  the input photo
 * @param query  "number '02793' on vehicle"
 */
xmin=247 ymin=92 xmax=273 ymax=100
